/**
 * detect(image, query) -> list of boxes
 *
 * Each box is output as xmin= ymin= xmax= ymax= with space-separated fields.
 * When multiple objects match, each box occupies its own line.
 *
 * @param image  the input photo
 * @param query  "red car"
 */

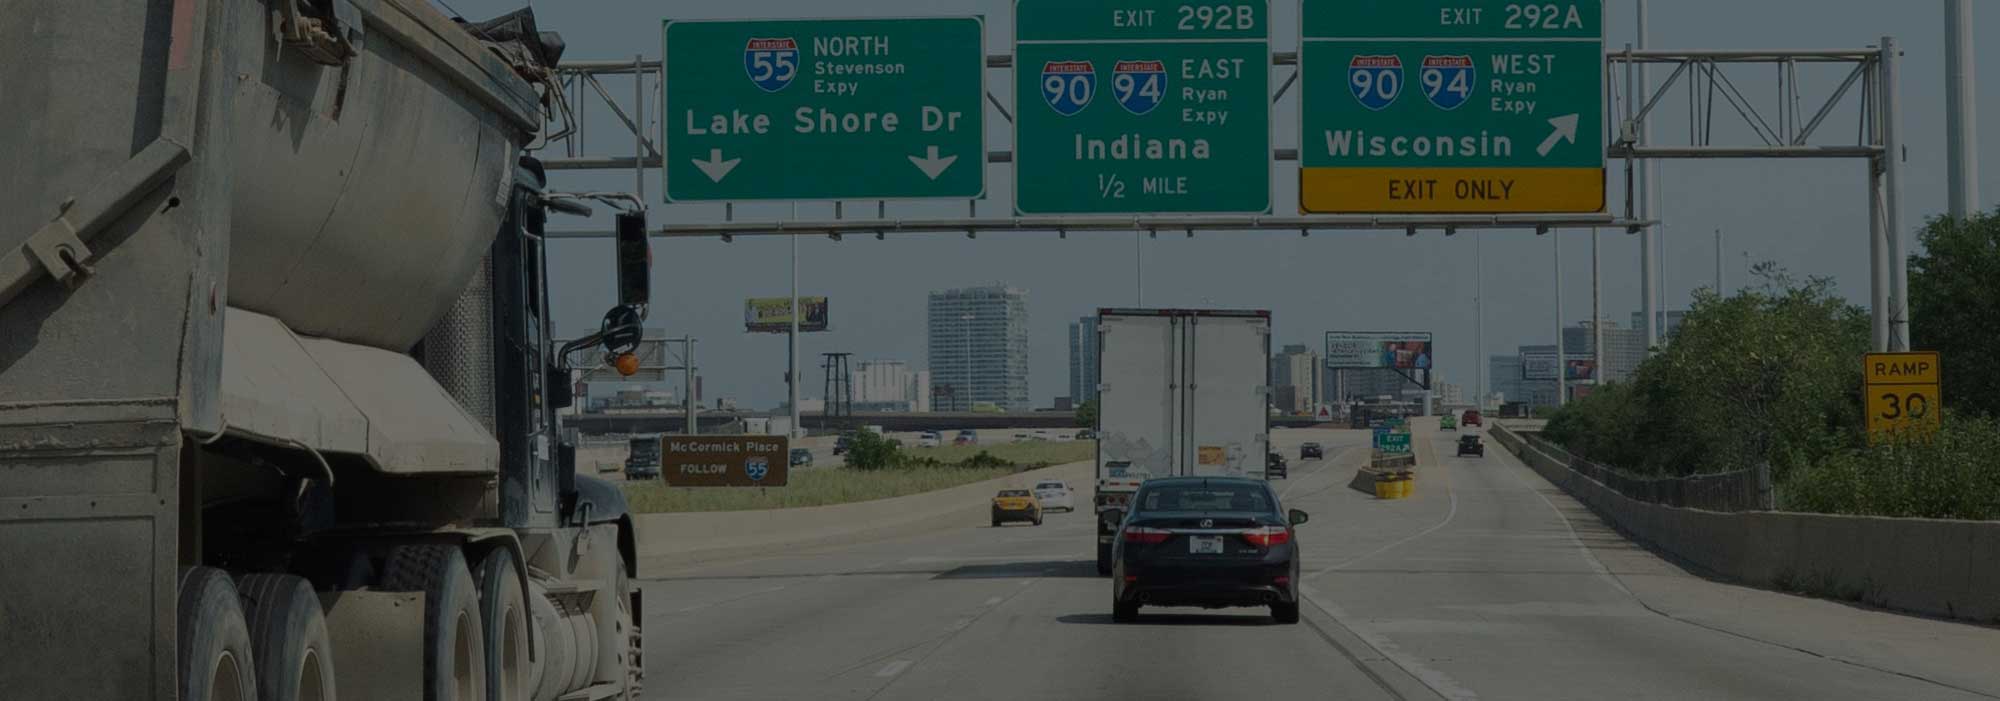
xmin=1461 ymin=410 xmax=1483 ymax=427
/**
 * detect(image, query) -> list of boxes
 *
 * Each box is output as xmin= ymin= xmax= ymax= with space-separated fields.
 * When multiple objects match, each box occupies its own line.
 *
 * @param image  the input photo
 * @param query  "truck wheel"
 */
xmin=474 ymin=551 xmax=530 ymax=701
xmin=382 ymin=545 xmax=486 ymax=701
xmin=237 ymin=573 xmax=336 ymax=701
xmin=179 ymin=567 xmax=258 ymax=701
xmin=1112 ymin=601 xmax=1139 ymax=623
xmin=1095 ymin=543 xmax=1113 ymax=576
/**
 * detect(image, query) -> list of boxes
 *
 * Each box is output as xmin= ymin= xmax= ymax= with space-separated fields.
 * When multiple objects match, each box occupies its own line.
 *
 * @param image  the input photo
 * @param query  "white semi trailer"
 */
xmin=1092 ymin=309 xmax=1273 ymax=575
xmin=1 ymin=2 xmax=643 ymax=699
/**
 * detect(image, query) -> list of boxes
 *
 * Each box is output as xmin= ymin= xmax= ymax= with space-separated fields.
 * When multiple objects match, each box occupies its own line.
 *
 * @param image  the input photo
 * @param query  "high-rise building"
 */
xmin=1631 ymin=310 xmax=1687 ymax=340
xmin=1564 ymin=322 xmax=1649 ymax=384
xmin=1271 ymin=344 xmax=1320 ymax=414
xmin=854 ymin=360 xmax=919 ymax=411
xmin=928 ymin=285 xmax=1030 ymax=412
xmin=1488 ymin=354 xmax=1523 ymax=405
xmin=1068 ymin=316 xmax=1100 ymax=406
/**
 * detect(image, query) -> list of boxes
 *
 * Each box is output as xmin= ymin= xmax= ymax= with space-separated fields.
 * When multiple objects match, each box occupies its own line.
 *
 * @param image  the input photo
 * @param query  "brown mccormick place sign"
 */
xmin=661 ymin=435 xmax=790 ymax=487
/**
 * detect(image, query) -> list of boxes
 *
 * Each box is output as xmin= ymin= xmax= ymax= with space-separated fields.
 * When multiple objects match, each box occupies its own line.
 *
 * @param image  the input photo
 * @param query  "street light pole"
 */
xmin=790 ymin=227 xmax=801 ymax=438
xmin=1475 ymin=231 xmax=1485 ymax=409
xmin=1554 ymin=229 xmax=1566 ymax=407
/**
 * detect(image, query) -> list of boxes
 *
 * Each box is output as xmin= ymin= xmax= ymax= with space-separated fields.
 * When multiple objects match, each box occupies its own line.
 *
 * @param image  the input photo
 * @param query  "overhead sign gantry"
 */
xmin=1013 ymin=0 xmax=1272 ymax=215
xmin=1298 ymin=0 xmax=1605 ymax=214
xmin=662 ymin=17 xmax=986 ymax=202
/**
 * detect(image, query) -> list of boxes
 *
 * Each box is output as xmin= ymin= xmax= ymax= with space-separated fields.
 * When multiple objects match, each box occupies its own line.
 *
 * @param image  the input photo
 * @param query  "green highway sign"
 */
xmin=662 ymin=18 xmax=986 ymax=202
xmin=1374 ymin=429 xmax=1412 ymax=455
xmin=1013 ymin=0 xmax=1271 ymax=215
xmin=1299 ymin=1 xmax=1604 ymax=214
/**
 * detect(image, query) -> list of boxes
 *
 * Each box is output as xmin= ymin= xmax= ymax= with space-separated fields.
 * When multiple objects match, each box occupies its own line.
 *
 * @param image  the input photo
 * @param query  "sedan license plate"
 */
xmin=1190 ymin=536 xmax=1224 ymax=555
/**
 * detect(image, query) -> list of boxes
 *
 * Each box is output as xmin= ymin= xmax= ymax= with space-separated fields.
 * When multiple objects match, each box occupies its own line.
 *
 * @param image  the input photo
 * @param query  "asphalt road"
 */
xmin=642 ymin=423 xmax=2000 ymax=700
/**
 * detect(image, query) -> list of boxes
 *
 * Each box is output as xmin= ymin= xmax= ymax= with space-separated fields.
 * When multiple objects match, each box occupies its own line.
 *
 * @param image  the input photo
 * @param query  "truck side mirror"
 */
xmin=614 ymin=211 xmax=650 ymax=308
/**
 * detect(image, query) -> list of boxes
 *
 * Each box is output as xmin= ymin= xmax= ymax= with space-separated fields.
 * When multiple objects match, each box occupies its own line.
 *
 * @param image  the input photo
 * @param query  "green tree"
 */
xmin=1909 ymin=210 xmax=2000 ymax=418
xmin=842 ymin=430 xmax=903 ymax=471
xmin=1545 ymin=264 xmax=1868 ymax=477
xmin=1075 ymin=399 xmax=1098 ymax=428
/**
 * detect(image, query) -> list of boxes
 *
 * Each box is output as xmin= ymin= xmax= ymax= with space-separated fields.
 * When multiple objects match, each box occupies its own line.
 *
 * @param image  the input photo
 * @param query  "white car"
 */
xmin=1033 ymin=480 xmax=1075 ymax=512
xmin=915 ymin=431 xmax=942 ymax=448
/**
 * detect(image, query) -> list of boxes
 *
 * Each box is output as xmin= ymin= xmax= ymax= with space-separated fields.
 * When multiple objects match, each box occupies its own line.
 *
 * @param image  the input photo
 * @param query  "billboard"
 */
xmin=1566 ymin=359 xmax=1598 ymax=381
xmin=745 ymin=297 xmax=828 ymax=333
xmin=660 ymin=435 xmax=791 ymax=487
xmin=1324 ymin=332 xmax=1435 ymax=370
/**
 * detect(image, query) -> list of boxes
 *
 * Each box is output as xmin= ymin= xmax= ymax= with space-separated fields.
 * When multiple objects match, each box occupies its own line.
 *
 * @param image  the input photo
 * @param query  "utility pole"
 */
xmin=1714 ymin=228 xmax=1724 ymax=295
xmin=1591 ymin=227 xmax=1602 ymax=387
xmin=684 ymin=338 xmax=697 ymax=435
xmin=1554 ymin=229 xmax=1566 ymax=407
xmin=1475 ymin=231 xmax=1485 ymax=409
xmin=1135 ymin=233 xmax=1144 ymax=306
xmin=789 ymin=222 xmax=801 ymax=438
xmin=1637 ymin=0 xmax=1661 ymax=352
xmin=1884 ymin=35 xmax=1909 ymax=351
xmin=1946 ymin=0 xmax=1979 ymax=220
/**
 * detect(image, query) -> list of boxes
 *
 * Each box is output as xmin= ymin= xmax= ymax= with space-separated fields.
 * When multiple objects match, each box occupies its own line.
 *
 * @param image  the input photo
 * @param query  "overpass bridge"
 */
xmin=564 ymin=410 xmax=1331 ymax=435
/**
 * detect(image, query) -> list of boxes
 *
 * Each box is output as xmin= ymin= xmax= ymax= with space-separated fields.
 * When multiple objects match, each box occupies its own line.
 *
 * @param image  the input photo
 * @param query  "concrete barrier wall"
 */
xmin=1491 ymin=423 xmax=2000 ymax=624
xmin=634 ymin=461 xmax=1094 ymax=571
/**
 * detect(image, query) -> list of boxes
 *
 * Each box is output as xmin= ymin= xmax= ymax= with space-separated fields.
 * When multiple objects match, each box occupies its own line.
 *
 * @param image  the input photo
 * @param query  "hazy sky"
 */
xmin=443 ymin=0 xmax=2000 ymax=409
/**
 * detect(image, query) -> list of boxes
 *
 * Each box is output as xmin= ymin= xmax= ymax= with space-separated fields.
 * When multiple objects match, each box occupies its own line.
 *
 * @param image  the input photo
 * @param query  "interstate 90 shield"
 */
xmin=1040 ymin=60 xmax=1096 ymax=116
xmin=1347 ymin=55 xmax=1404 ymax=112
xmin=1420 ymin=55 xmax=1476 ymax=111
xmin=1111 ymin=60 xmax=1167 ymax=115
xmin=743 ymin=37 xmax=799 ymax=93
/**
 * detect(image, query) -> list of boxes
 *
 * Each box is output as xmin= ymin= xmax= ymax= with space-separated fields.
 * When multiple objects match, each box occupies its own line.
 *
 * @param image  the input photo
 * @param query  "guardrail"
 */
xmin=1491 ymin=423 xmax=2000 ymax=624
xmin=1518 ymin=433 xmax=1763 ymax=513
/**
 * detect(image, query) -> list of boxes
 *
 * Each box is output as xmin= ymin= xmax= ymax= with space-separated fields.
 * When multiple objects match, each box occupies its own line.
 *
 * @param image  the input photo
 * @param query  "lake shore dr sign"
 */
xmin=1014 ymin=1 xmax=1271 ymax=215
xmin=1299 ymin=1 xmax=1605 ymax=213
xmin=662 ymin=18 xmax=985 ymax=202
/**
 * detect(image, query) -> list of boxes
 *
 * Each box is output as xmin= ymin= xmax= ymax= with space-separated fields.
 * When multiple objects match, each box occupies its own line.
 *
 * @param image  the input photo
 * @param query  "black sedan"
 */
xmin=1299 ymin=442 xmax=1324 ymax=460
xmin=1457 ymin=435 xmax=1485 ymax=457
xmin=1265 ymin=452 xmax=1288 ymax=480
xmin=1110 ymin=477 xmax=1309 ymax=624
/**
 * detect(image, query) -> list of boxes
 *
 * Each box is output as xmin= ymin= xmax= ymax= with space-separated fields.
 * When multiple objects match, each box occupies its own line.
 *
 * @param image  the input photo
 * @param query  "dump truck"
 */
xmin=2 ymin=2 xmax=644 ymax=699
xmin=1091 ymin=309 xmax=1273 ymax=575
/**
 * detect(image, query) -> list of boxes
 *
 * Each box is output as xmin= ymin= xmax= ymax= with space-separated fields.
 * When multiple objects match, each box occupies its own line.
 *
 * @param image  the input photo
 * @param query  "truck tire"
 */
xmin=178 ymin=567 xmax=258 ymax=701
xmin=1095 ymin=542 xmax=1113 ymax=576
xmin=1112 ymin=600 xmax=1139 ymax=623
xmin=382 ymin=545 xmax=487 ymax=701
xmin=237 ymin=573 xmax=336 ymax=701
xmin=474 ymin=550 xmax=530 ymax=701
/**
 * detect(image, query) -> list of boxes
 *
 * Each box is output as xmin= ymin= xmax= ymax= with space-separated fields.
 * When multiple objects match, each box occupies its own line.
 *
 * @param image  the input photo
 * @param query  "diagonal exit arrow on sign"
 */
xmin=908 ymin=146 xmax=958 ymax=180
xmin=692 ymin=149 xmax=741 ymax=183
xmin=1537 ymin=114 xmax=1581 ymax=157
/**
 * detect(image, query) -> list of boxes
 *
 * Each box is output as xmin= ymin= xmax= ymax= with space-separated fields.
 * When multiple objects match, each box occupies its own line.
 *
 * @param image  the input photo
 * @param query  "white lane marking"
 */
xmin=1305 ymin=592 xmax=1481 ymax=700
xmin=1308 ymin=436 xmax=1460 ymax=577
xmin=875 ymin=660 xmax=913 ymax=677
xmin=983 ymin=596 xmax=1003 ymax=607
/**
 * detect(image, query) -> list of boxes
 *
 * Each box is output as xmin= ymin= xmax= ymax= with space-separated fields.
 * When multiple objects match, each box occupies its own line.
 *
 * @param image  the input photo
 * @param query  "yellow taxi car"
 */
xmin=991 ymin=489 xmax=1044 ymax=527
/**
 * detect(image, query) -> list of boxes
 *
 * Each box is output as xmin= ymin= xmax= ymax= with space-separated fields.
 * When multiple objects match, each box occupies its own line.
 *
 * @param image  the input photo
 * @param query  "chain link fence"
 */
xmin=1521 ymin=432 xmax=1765 ymax=513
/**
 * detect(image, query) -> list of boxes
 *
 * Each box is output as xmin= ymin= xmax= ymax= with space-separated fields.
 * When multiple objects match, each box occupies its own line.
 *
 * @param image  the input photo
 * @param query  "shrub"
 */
xmin=1783 ymin=414 xmax=2000 ymax=520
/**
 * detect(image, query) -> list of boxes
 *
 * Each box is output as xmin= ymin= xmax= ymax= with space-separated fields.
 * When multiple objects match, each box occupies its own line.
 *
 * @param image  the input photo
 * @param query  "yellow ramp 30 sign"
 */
xmin=1864 ymin=352 xmax=1940 ymax=440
